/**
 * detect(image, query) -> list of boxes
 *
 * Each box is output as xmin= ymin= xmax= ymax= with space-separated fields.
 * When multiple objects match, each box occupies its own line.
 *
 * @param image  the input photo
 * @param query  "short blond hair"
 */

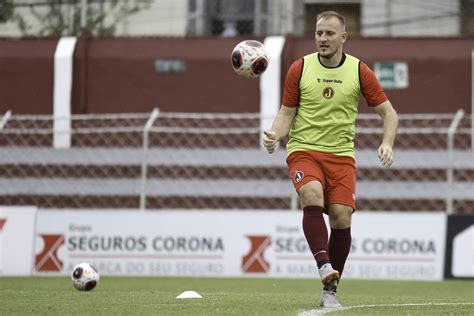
xmin=316 ymin=11 xmax=346 ymax=30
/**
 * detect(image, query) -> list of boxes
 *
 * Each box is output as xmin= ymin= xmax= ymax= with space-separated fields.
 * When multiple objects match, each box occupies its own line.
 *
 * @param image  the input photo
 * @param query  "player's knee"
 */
xmin=298 ymin=183 xmax=324 ymax=207
xmin=335 ymin=214 xmax=351 ymax=228
xmin=329 ymin=206 xmax=352 ymax=228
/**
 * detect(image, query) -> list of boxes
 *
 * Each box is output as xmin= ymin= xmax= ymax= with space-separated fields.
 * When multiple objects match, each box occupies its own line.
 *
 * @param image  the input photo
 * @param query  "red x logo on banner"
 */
xmin=35 ymin=234 xmax=65 ymax=272
xmin=242 ymin=235 xmax=271 ymax=273
xmin=0 ymin=218 xmax=6 ymax=231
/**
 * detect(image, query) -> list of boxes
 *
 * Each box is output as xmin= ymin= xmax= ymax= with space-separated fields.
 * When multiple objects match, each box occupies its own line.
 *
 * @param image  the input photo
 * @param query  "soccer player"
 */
xmin=263 ymin=11 xmax=398 ymax=308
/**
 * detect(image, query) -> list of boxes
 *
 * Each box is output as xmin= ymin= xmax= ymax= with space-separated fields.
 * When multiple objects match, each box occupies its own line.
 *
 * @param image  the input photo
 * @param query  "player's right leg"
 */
xmin=287 ymin=151 xmax=341 ymax=305
xmin=299 ymin=182 xmax=340 ymax=289
xmin=298 ymin=181 xmax=341 ymax=306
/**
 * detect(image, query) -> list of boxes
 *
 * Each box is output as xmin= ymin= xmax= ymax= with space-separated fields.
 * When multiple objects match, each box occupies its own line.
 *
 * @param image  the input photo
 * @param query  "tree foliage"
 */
xmin=9 ymin=0 xmax=152 ymax=37
xmin=0 ymin=0 xmax=14 ymax=23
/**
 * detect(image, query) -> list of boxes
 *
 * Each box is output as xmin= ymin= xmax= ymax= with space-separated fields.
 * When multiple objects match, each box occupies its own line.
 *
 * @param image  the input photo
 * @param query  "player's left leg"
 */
xmin=327 ymin=204 xmax=353 ymax=278
xmin=323 ymin=153 xmax=356 ymax=279
xmin=319 ymin=204 xmax=352 ymax=308
xmin=319 ymin=153 xmax=356 ymax=308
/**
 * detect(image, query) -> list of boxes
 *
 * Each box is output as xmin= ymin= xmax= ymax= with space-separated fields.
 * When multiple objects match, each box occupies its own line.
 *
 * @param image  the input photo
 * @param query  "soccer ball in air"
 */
xmin=231 ymin=40 xmax=269 ymax=79
xmin=71 ymin=262 xmax=100 ymax=291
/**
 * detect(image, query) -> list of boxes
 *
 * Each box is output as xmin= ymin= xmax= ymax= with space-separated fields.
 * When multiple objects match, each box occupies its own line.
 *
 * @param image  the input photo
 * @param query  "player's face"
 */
xmin=315 ymin=17 xmax=347 ymax=59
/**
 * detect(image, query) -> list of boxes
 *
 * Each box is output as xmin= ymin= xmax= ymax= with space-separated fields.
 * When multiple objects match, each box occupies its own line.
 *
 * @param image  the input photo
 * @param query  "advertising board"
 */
xmin=34 ymin=210 xmax=446 ymax=280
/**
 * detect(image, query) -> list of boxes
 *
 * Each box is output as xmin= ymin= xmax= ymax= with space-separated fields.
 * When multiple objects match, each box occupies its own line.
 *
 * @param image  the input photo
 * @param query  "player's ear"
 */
xmin=341 ymin=31 xmax=347 ymax=43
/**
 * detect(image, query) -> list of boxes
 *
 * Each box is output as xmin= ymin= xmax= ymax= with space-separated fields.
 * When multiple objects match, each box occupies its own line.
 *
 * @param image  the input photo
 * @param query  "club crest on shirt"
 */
xmin=322 ymin=87 xmax=335 ymax=99
xmin=294 ymin=170 xmax=304 ymax=184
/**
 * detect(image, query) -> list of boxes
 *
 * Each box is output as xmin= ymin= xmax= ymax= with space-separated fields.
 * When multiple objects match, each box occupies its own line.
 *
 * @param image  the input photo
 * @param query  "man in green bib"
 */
xmin=263 ymin=11 xmax=398 ymax=308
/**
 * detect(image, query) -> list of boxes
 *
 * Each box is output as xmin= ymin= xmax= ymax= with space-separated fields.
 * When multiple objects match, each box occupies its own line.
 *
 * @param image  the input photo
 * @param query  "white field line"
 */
xmin=298 ymin=302 xmax=474 ymax=315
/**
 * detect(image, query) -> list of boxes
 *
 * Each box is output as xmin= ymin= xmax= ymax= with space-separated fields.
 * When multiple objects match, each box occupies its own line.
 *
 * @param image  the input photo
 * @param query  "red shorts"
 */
xmin=286 ymin=150 xmax=356 ymax=209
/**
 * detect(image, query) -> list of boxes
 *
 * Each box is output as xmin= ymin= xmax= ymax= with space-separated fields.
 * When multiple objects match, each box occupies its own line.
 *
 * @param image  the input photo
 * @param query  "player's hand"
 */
xmin=263 ymin=130 xmax=278 ymax=154
xmin=378 ymin=143 xmax=394 ymax=167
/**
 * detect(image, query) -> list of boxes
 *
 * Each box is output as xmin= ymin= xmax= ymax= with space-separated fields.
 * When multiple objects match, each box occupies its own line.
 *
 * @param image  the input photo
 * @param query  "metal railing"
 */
xmin=140 ymin=108 xmax=160 ymax=211
xmin=446 ymin=109 xmax=465 ymax=214
xmin=0 ymin=109 xmax=472 ymax=213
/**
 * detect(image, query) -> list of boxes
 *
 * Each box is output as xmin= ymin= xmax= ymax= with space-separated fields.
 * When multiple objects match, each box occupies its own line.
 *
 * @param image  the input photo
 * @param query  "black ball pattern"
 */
xmin=231 ymin=50 xmax=243 ymax=69
xmin=251 ymin=57 xmax=268 ymax=75
xmin=72 ymin=267 xmax=83 ymax=279
xmin=84 ymin=280 xmax=97 ymax=291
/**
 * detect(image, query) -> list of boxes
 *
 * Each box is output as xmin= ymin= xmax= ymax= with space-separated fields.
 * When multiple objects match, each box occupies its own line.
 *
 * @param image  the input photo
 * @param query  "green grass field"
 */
xmin=0 ymin=276 xmax=473 ymax=315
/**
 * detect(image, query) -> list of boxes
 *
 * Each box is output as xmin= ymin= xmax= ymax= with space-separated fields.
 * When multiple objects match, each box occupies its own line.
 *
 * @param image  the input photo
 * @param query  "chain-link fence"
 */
xmin=0 ymin=110 xmax=472 ymax=213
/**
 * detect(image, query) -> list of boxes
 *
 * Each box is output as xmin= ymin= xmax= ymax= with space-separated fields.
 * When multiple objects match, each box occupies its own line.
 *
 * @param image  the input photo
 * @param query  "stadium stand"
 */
xmin=0 ymin=112 xmax=472 ymax=213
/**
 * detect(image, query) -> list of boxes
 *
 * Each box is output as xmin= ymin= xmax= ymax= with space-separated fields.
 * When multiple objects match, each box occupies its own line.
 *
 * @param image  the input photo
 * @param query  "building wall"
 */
xmin=287 ymin=37 xmax=472 ymax=113
xmin=0 ymin=0 xmax=188 ymax=38
xmin=117 ymin=0 xmax=188 ymax=37
xmin=362 ymin=0 xmax=461 ymax=36
xmin=71 ymin=36 xmax=263 ymax=114
xmin=0 ymin=36 xmax=471 ymax=115
xmin=0 ymin=0 xmax=465 ymax=37
xmin=267 ymin=0 xmax=300 ymax=35
xmin=0 ymin=38 xmax=56 ymax=114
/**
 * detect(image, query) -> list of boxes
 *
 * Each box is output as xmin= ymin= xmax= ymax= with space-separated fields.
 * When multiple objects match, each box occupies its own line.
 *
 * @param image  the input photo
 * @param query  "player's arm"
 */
xmin=360 ymin=62 xmax=398 ymax=167
xmin=372 ymin=101 xmax=398 ymax=167
xmin=263 ymin=58 xmax=302 ymax=154
xmin=263 ymin=105 xmax=297 ymax=154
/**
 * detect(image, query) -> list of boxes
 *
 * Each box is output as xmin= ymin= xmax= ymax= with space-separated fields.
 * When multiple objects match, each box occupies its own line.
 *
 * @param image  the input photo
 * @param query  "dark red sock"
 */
xmin=302 ymin=205 xmax=329 ymax=267
xmin=329 ymin=227 xmax=352 ymax=277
